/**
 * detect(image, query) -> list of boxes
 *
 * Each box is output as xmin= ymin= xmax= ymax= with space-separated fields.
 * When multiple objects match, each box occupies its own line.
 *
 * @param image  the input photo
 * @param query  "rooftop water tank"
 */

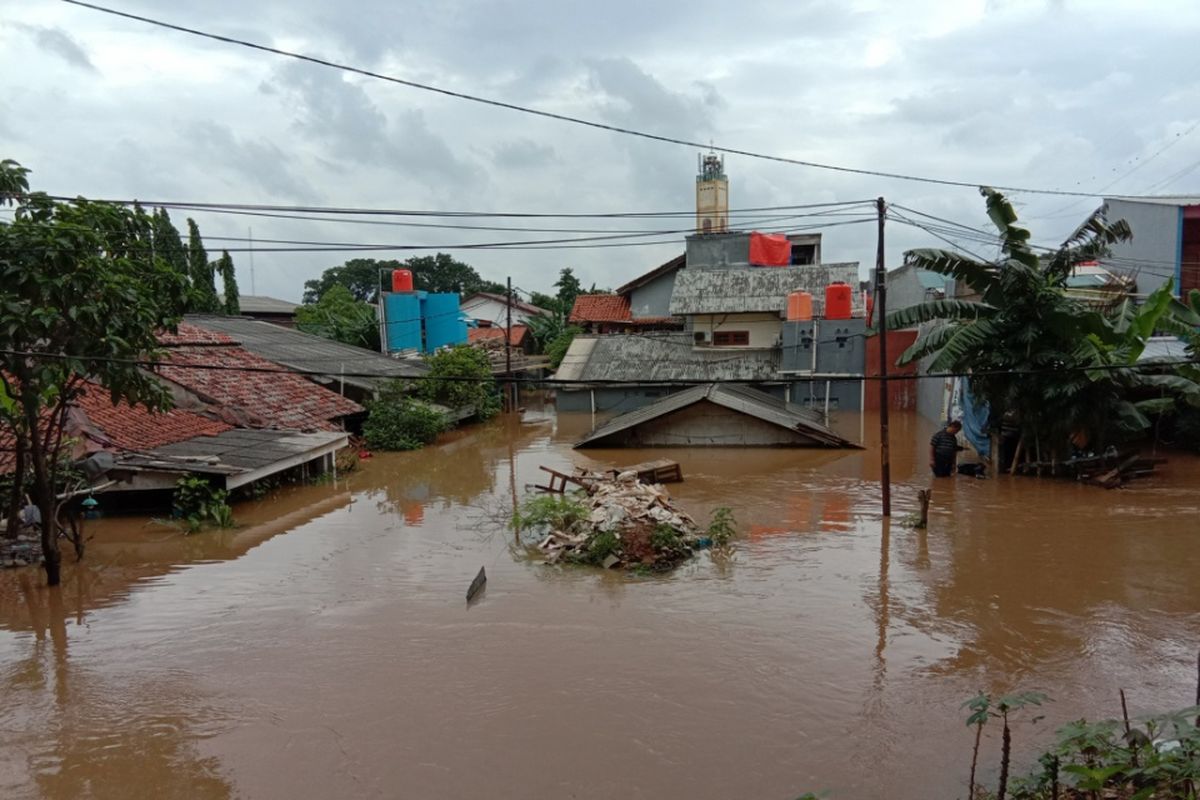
xmin=391 ymin=269 xmax=414 ymax=293
xmin=825 ymin=282 xmax=852 ymax=320
xmin=786 ymin=290 xmax=813 ymax=321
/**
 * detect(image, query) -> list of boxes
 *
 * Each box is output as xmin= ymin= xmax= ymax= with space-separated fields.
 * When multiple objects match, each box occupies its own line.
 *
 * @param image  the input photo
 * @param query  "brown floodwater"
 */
xmin=1 ymin=407 xmax=1198 ymax=799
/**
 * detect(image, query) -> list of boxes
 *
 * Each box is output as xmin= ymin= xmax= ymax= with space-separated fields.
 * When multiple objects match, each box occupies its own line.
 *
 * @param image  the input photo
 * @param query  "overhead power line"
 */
xmin=4 ymin=348 xmax=1196 ymax=385
xmin=60 ymin=0 xmax=1160 ymax=200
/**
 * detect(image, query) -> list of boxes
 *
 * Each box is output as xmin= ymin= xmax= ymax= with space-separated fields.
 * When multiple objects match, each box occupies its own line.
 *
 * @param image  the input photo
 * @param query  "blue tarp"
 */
xmin=957 ymin=378 xmax=991 ymax=458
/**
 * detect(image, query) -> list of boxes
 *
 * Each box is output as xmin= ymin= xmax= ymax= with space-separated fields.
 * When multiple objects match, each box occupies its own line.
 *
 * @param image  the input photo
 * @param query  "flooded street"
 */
xmin=2 ymin=407 xmax=1198 ymax=799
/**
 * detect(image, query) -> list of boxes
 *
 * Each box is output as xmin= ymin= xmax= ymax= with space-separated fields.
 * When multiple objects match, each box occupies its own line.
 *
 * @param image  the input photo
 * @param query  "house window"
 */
xmin=713 ymin=330 xmax=750 ymax=346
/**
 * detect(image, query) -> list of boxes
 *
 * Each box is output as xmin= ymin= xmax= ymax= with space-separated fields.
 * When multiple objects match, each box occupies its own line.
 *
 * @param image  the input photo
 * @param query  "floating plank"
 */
xmin=466 ymin=566 xmax=487 ymax=602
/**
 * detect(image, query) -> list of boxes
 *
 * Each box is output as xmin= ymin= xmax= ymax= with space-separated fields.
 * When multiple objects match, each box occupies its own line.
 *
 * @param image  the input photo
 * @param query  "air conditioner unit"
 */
xmin=693 ymin=331 xmax=708 ymax=344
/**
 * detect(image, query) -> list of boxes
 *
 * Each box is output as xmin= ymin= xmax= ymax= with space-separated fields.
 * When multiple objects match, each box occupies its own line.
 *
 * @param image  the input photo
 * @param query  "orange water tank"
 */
xmin=824 ymin=282 xmax=852 ymax=320
xmin=391 ymin=269 xmax=414 ymax=293
xmin=786 ymin=290 xmax=813 ymax=321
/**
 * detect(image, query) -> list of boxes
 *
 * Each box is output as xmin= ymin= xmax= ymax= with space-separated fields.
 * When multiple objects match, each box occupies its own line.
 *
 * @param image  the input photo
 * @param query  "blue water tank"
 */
xmin=384 ymin=292 xmax=422 ymax=353
xmin=421 ymin=293 xmax=467 ymax=352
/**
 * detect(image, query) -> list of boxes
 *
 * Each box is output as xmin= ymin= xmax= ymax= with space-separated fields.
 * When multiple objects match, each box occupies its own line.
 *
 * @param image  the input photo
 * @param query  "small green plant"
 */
xmin=363 ymin=394 xmax=448 ymax=451
xmin=172 ymin=475 xmax=235 ymax=534
xmin=584 ymin=530 xmax=620 ymax=564
xmin=511 ymin=494 xmax=589 ymax=533
xmin=649 ymin=524 xmax=683 ymax=552
xmin=707 ymin=506 xmax=737 ymax=548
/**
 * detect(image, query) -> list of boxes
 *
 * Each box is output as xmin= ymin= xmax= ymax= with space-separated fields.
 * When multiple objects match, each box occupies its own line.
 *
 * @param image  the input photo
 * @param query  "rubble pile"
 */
xmin=531 ymin=471 xmax=708 ymax=571
xmin=0 ymin=523 xmax=43 ymax=569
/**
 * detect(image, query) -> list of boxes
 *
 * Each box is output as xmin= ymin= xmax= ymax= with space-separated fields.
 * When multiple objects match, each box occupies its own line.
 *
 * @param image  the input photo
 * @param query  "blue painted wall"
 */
xmin=422 ymin=293 xmax=467 ymax=351
xmin=384 ymin=293 xmax=422 ymax=353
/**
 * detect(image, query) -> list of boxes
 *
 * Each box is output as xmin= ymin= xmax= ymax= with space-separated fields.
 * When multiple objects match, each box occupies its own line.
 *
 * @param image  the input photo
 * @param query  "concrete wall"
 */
xmin=887 ymin=265 xmax=939 ymax=315
xmin=628 ymin=270 xmax=677 ymax=319
xmin=605 ymin=400 xmax=821 ymax=447
xmin=690 ymin=312 xmax=781 ymax=348
xmin=686 ymin=233 xmax=751 ymax=269
xmin=1103 ymin=199 xmax=1181 ymax=296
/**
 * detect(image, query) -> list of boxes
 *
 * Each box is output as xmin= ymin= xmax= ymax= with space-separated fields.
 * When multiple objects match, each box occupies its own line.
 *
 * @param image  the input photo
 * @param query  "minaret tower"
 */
xmin=695 ymin=151 xmax=728 ymax=234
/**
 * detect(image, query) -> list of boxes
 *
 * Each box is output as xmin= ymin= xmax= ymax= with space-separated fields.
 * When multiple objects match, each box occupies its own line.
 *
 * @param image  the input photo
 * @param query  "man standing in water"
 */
xmin=930 ymin=419 xmax=963 ymax=478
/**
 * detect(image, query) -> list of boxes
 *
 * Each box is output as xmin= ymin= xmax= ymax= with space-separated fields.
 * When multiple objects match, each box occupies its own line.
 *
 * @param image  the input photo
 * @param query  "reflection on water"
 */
xmin=1 ymin=406 xmax=1198 ymax=799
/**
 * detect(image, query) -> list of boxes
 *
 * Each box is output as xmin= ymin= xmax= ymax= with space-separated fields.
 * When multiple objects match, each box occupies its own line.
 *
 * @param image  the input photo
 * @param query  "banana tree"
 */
xmin=887 ymin=187 xmax=1198 ymax=458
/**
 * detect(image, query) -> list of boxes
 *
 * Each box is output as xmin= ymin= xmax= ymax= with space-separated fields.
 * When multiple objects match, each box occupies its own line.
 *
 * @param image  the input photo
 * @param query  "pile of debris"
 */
xmin=526 ymin=471 xmax=708 ymax=571
xmin=0 ymin=521 xmax=43 ymax=569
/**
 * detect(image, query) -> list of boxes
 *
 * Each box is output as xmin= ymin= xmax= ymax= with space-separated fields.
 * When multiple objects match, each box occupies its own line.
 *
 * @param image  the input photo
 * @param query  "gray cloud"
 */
xmin=12 ymin=24 xmax=96 ymax=72
xmin=187 ymin=121 xmax=318 ymax=201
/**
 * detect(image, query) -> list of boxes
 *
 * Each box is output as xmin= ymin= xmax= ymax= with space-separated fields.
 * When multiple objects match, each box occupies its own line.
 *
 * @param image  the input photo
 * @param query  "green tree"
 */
xmin=187 ymin=218 xmax=219 ymax=312
xmin=888 ymin=187 xmax=1200 ymax=458
xmin=152 ymin=208 xmax=188 ymax=281
xmin=553 ymin=267 xmax=583 ymax=318
xmin=303 ymin=258 xmax=394 ymax=304
xmin=303 ymin=254 xmax=503 ymax=305
xmin=295 ymin=284 xmax=380 ymax=350
xmin=217 ymin=251 xmax=240 ymax=315
xmin=362 ymin=381 xmax=448 ymax=451
xmin=405 ymin=253 xmax=490 ymax=295
xmin=527 ymin=291 xmax=563 ymax=318
xmin=417 ymin=344 xmax=500 ymax=419
xmin=0 ymin=160 xmax=192 ymax=585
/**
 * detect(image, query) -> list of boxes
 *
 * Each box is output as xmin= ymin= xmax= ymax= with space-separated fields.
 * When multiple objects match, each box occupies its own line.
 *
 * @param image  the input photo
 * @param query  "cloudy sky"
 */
xmin=2 ymin=0 xmax=1198 ymax=301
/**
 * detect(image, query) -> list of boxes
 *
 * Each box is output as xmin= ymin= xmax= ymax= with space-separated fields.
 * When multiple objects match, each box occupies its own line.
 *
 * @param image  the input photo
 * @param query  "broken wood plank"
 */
xmin=466 ymin=566 xmax=487 ymax=602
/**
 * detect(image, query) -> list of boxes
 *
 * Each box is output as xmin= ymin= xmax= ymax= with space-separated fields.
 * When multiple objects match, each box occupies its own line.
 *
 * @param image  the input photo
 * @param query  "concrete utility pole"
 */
xmin=876 ymin=197 xmax=891 ymax=517
xmin=505 ymin=276 xmax=514 ymax=411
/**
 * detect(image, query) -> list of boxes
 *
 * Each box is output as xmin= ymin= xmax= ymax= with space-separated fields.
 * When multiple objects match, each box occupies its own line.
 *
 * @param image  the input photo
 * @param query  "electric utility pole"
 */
xmin=876 ymin=197 xmax=891 ymax=517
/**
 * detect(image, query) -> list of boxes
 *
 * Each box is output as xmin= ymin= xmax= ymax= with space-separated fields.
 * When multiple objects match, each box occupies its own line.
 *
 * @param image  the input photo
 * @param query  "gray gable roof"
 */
xmin=574 ymin=383 xmax=860 ymax=448
xmin=185 ymin=314 xmax=427 ymax=393
xmin=669 ymin=263 xmax=861 ymax=315
xmin=561 ymin=333 xmax=780 ymax=383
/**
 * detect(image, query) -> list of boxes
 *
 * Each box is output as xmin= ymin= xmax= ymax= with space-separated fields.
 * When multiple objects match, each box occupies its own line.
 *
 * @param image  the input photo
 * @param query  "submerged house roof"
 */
xmin=156 ymin=323 xmax=363 ymax=431
xmin=575 ymin=383 xmax=861 ymax=448
xmin=555 ymin=333 xmax=780 ymax=383
xmin=0 ymin=380 xmax=233 ymax=475
xmin=185 ymin=314 xmax=427 ymax=392
xmin=669 ymin=264 xmax=861 ymax=316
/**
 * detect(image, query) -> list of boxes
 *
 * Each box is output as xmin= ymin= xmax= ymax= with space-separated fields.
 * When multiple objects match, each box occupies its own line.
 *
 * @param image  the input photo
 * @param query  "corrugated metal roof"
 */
xmin=668 ymin=264 xmax=861 ymax=315
xmin=1107 ymin=195 xmax=1200 ymax=207
xmin=555 ymin=335 xmax=598 ymax=381
xmin=221 ymin=295 xmax=299 ymax=314
xmin=574 ymin=383 xmax=859 ymax=448
xmin=1138 ymin=336 xmax=1190 ymax=363
xmin=567 ymin=333 xmax=781 ymax=382
xmin=186 ymin=314 xmax=428 ymax=391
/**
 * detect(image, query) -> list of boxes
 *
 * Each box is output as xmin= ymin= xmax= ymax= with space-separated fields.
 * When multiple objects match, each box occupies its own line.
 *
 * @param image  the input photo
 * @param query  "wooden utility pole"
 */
xmin=876 ymin=197 xmax=891 ymax=517
xmin=505 ymin=276 xmax=514 ymax=411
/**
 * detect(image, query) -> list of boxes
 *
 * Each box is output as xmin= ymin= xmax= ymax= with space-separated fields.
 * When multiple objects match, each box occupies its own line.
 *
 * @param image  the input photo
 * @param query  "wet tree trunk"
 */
xmin=5 ymin=435 xmax=24 ymax=537
xmin=20 ymin=391 xmax=60 ymax=586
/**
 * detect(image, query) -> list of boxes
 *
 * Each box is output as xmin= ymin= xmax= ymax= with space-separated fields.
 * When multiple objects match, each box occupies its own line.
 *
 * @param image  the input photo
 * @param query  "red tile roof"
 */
xmin=75 ymin=383 xmax=231 ymax=450
xmin=0 ymin=381 xmax=231 ymax=474
xmin=569 ymin=294 xmax=632 ymax=323
xmin=156 ymin=346 xmax=363 ymax=431
xmin=157 ymin=322 xmax=239 ymax=346
xmin=468 ymin=325 xmax=529 ymax=346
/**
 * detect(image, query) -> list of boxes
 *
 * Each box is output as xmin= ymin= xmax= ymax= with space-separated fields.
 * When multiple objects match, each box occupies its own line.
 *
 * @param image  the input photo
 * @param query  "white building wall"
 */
xmin=460 ymin=296 xmax=543 ymax=326
xmin=690 ymin=313 xmax=781 ymax=348
xmin=1102 ymin=199 xmax=1181 ymax=297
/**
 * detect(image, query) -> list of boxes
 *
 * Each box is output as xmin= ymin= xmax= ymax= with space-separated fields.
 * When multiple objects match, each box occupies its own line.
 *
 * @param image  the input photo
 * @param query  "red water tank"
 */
xmin=786 ymin=290 xmax=813 ymax=321
xmin=824 ymin=282 xmax=852 ymax=320
xmin=391 ymin=269 xmax=414 ymax=293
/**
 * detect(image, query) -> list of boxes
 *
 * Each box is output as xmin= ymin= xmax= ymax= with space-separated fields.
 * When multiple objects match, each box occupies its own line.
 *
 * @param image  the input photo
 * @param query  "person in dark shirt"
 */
xmin=930 ymin=420 xmax=963 ymax=477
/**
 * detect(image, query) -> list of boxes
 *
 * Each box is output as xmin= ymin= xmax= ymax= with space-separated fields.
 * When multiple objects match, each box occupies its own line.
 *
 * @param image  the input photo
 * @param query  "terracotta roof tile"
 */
xmin=156 ymin=346 xmax=363 ymax=431
xmin=468 ymin=325 xmax=528 ymax=346
xmin=0 ymin=381 xmax=231 ymax=474
xmin=569 ymin=294 xmax=631 ymax=323
xmin=157 ymin=322 xmax=239 ymax=346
